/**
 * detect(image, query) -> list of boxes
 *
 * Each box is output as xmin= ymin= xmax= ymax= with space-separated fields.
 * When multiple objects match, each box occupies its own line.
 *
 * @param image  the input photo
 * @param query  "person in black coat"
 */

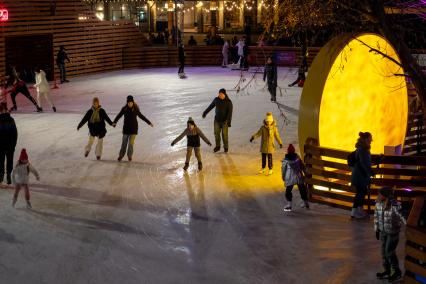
xmin=178 ymin=43 xmax=185 ymax=75
xmin=263 ymin=56 xmax=278 ymax=102
xmin=6 ymin=67 xmax=42 ymax=112
xmin=0 ymin=103 xmax=18 ymax=184
xmin=77 ymin=97 xmax=114 ymax=160
xmin=202 ymin=88 xmax=233 ymax=153
xmin=56 ymin=46 xmax=71 ymax=83
xmin=113 ymin=95 xmax=154 ymax=161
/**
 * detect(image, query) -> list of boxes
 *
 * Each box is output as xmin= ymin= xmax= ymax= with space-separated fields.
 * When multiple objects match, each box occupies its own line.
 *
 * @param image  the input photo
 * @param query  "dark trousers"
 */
xmin=267 ymin=83 xmax=277 ymax=100
xmin=58 ymin=63 xmax=67 ymax=82
xmin=178 ymin=61 xmax=185 ymax=74
xmin=214 ymin=121 xmax=229 ymax=149
xmin=380 ymin=233 xmax=400 ymax=270
xmin=0 ymin=150 xmax=14 ymax=177
xmin=285 ymin=184 xmax=308 ymax=201
xmin=10 ymin=84 xmax=39 ymax=109
xmin=261 ymin=153 xmax=272 ymax=169
xmin=352 ymin=185 xmax=368 ymax=208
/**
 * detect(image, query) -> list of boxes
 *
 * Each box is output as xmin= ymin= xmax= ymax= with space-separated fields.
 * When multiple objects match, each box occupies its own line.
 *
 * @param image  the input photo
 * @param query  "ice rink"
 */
xmin=0 ymin=67 xmax=403 ymax=283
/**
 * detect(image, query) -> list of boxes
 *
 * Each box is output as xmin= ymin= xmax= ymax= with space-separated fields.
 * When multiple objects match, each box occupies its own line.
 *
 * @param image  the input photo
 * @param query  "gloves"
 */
xmin=376 ymin=230 xmax=380 ymax=240
xmin=171 ymin=142 xmax=175 ymax=147
xmin=77 ymin=126 xmax=80 ymax=131
xmin=208 ymin=142 xmax=212 ymax=146
xmin=279 ymin=144 xmax=283 ymax=148
xmin=250 ymin=137 xmax=254 ymax=143
xmin=202 ymin=113 xmax=206 ymax=119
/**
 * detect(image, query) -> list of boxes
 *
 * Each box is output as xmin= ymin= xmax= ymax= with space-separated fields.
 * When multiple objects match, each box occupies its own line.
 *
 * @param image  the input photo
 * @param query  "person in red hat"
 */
xmin=281 ymin=144 xmax=309 ymax=211
xmin=11 ymin=149 xmax=39 ymax=209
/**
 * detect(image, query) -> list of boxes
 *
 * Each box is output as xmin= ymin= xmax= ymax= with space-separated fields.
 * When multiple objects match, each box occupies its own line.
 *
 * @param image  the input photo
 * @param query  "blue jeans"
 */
xmin=58 ymin=63 xmax=66 ymax=82
xmin=119 ymin=135 xmax=136 ymax=158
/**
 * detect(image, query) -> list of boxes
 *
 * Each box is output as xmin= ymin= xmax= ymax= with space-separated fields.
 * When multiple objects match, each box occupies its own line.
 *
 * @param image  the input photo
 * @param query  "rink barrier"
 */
xmin=303 ymin=142 xmax=426 ymax=213
xmin=404 ymin=111 xmax=426 ymax=156
xmin=405 ymin=196 xmax=426 ymax=283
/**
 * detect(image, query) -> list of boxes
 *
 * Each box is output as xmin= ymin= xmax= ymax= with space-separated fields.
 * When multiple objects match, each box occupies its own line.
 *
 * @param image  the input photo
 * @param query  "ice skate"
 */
xmin=128 ymin=156 xmax=132 ymax=162
xmin=266 ymin=169 xmax=273 ymax=176
xmin=198 ymin=162 xmax=203 ymax=171
xmin=26 ymin=201 xmax=32 ymax=209
xmin=52 ymin=106 xmax=56 ymax=112
xmin=213 ymin=146 xmax=220 ymax=153
xmin=258 ymin=168 xmax=265 ymax=174
xmin=37 ymin=107 xmax=43 ymax=113
xmin=376 ymin=268 xmax=390 ymax=279
xmin=117 ymin=155 xmax=124 ymax=162
xmin=224 ymin=148 xmax=228 ymax=153
xmin=84 ymin=151 xmax=89 ymax=157
xmin=183 ymin=163 xmax=189 ymax=171
xmin=284 ymin=202 xmax=292 ymax=212
xmin=96 ymin=156 xmax=101 ymax=160
xmin=7 ymin=174 xmax=11 ymax=185
xmin=12 ymin=198 xmax=17 ymax=207
xmin=0 ymin=174 xmax=3 ymax=183
xmin=388 ymin=268 xmax=401 ymax=282
xmin=301 ymin=201 xmax=310 ymax=209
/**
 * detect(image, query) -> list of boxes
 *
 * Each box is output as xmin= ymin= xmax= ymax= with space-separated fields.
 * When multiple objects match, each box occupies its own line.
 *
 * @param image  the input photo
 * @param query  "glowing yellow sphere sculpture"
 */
xmin=299 ymin=34 xmax=408 ymax=155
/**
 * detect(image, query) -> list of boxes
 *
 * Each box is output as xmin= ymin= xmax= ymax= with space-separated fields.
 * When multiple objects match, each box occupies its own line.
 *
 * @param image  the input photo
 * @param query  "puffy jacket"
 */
xmin=263 ymin=63 xmax=277 ymax=86
xmin=203 ymin=95 xmax=233 ymax=125
xmin=351 ymin=145 xmax=374 ymax=187
xmin=35 ymin=70 xmax=50 ymax=94
xmin=113 ymin=105 xmax=152 ymax=135
xmin=282 ymin=153 xmax=305 ymax=186
xmin=77 ymin=107 xmax=113 ymax=138
xmin=11 ymin=163 xmax=39 ymax=185
xmin=172 ymin=126 xmax=211 ymax=147
xmin=251 ymin=120 xmax=283 ymax=154
xmin=374 ymin=199 xmax=406 ymax=234
xmin=0 ymin=112 xmax=18 ymax=152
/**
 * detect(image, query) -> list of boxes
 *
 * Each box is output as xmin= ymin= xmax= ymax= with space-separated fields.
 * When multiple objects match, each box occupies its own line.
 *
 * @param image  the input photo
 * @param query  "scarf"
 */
xmin=90 ymin=106 xmax=101 ymax=123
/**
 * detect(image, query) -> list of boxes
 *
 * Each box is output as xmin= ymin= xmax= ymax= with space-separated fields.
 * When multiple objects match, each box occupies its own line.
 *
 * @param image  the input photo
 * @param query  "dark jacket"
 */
xmin=202 ymin=95 xmax=233 ymax=125
xmin=374 ymin=199 xmax=406 ymax=234
xmin=0 ymin=113 xmax=18 ymax=152
xmin=178 ymin=46 xmax=185 ymax=62
xmin=264 ymin=63 xmax=277 ymax=86
xmin=281 ymin=153 xmax=305 ymax=186
xmin=172 ymin=126 xmax=211 ymax=147
xmin=56 ymin=50 xmax=70 ymax=65
xmin=351 ymin=144 xmax=374 ymax=187
xmin=113 ymin=105 xmax=152 ymax=135
xmin=77 ymin=107 xmax=113 ymax=138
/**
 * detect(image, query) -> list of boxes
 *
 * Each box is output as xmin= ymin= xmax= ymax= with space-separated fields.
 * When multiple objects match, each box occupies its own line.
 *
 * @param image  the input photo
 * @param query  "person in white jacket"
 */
xmin=34 ymin=67 xmax=56 ymax=112
xmin=11 ymin=149 xmax=39 ymax=209
xmin=222 ymin=40 xmax=229 ymax=67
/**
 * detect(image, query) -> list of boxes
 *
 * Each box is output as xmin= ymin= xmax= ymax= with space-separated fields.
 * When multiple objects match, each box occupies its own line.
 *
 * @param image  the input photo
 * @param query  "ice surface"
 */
xmin=0 ymin=67 xmax=403 ymax=283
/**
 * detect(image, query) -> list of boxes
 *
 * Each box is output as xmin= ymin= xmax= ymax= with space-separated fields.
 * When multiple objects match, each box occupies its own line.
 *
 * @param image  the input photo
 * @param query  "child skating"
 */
xmin=11 ymin=149 xmax=40 ymax=209
xmin=281 ymin=144 xmax=309 ymax=211
xmin=34 ymin=67 xmax=56 ymax=112
xmin=171 ymin=117 xmax=212 ymax=171
xmin=77 ymin=97 xmax=115 ymax=160
xmin=374 ymin=187 xmax=406 ymax=282
xmin=113 ymin=95 xmax=154 ymax=162
xmin=250 ymin=112 xmax=283 ymax=176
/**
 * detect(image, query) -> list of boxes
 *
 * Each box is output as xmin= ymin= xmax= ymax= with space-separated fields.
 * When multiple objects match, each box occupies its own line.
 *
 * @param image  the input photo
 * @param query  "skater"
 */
xmin=6 ymin=68 xmax=41 ymax=112
xmin=263 ymin=56 xmax=278 ymax=102
xmin=171 ymin=117 xmax=212 ymax=171
xmin=11 ymin=149 xmax=40 ymax=209
xmin=34 ymin=67 xmax=56 ymax=112
xmin=202 ymin=88 xmax=233 ymax=153
xmin=249 ymin=112 xmax=283 ymax=176
xmin=113 ymin=95 xmax=154 ymax=161
xmin=281 ymin=144 xmax=309 ymax=211
xmin=56 ymin=46 xmax=71 ymax=83
xmin=222 ymin=40 xmax=229 ymax=67
xmin=77 ymin=97 xmax=115 ymax=160
xmin=288 ymin=64 xmax=306 ymax=87
xmin=374 ymin=187 xmax=406 ymax=282
xmin=178 ymin=43 xmax=185 ymax=77
xmin=236 ymin=37 xmax=245 ymax=69
xmin=350 ymin=131 xmax=374 ymax=219
xmin=0 ymin=80 xmax=7 ymax=110
xmin=0 ymin=103 xmax=17 ymax=185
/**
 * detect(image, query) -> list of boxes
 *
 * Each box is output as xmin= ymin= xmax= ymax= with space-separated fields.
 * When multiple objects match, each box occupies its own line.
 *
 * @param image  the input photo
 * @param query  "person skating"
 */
xmin=34 ymin=67 xmax=56 ymax=112
xmin=113 ymin=95 xmax=154 ymax=161
xmin=222 ymin=40 xmax=229 ymax=67
xmin=281 ymin=144 xmax=309 ymax=211
xmin=202 ymin=88 xmax=233 ymax=153
xmin=236 ymin=37 xmax=245 ymax=69
xmin=171 ymin=117 xmax=212 ymax=171
xmin=6 ymin=68 xmax=42 ymax=112
xmin=250 ymin=112 xmax=283 ymax=176
xmin=374 ymin=187 xmax=406 ymax=282
xmin=288 ymin=65 xmax=306 ymax=87
xmin=11 ymin=149 xmax=40 ymax=209
xmin=56 ymin=46 xmax=71 ymax=83
xmin=178 ymin=43 xmax=186 ymax=78
xmin=0 ymin=104 xmax=17 ymax=185
xmin=77 ymin=97 xmax=115 ymax=160
xmin=263 ymin=56 xmax=278 ymax=102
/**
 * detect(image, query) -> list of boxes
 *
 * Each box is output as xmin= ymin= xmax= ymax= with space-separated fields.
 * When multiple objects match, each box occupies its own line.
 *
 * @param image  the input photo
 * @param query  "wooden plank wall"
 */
xmin=404 ymin=112 xmax=426 ymax=156
xmin=0 ymin=0 xmax=148 ymax=80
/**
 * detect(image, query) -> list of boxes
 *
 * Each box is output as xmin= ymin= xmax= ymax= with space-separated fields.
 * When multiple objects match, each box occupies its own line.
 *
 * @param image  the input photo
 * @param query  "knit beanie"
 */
xmin=187 ymin=117 xmax=195 ymax=125
xmin=379 ymin=187 xmax=394 ymax=199
xmin=219 ymin=88 xmax=226 ymax=95
xmin=127 ymin=95 xmax=134 ymax=103
xmin=19 ymin=149 xmax=28 ymax=163
xmin=93 ymin=97 xmax=99 ymax=104
xmin=287 ymin=144 xmax=295 ymax=153
xmin=265 ymin=112 xmax=274 ymax=123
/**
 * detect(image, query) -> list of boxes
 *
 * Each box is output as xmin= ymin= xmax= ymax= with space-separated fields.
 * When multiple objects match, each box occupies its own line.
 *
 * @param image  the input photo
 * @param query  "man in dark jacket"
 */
xmin=202 ymin=88 xmax=233 ymax=153
xmin=77 ymin=97 xmax=114 ymax=160
xmin=178 ymin=43 xmax=185 ymax=76
xmin=0 ymin=104 xmax=18 ymax=184
xmin=263 ymin=56 xmax=278 ymax=102
xmin=56 ymin=46 xmax=71 ymax=83
xmin=113 ymin=95 xmax=154 ymax=161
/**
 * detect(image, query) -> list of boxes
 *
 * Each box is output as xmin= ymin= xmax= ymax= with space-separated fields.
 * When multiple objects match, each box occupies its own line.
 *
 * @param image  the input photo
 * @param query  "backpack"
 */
xmin=347 ymin=150 xmax=357 ymax=167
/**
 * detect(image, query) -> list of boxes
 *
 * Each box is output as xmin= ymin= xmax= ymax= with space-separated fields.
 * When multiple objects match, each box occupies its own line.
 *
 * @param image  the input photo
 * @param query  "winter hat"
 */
xmin=265 ymin=112 xmax=274 ymax=123
xmin=127 ymin=95 xmax=134 ymax=103
xmin=93 ymin=97 xmax=99 ymax=104
xmin=19 ymin=149 xmax=28 ymax=163
xmin=219 ymin=88 xmax=227 ymax=95
xmin=379 ymin=187 xmax=394 ymax=199
xmin=187 ymin=117 xmax=195 ymax=126
xmin=287 ymin=144 xmax=295 ymax=153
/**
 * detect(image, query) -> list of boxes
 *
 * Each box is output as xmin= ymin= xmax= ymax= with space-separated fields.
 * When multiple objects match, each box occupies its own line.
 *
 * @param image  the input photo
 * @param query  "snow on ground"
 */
xmin=0 ymin=67 xmax=403 ymax=283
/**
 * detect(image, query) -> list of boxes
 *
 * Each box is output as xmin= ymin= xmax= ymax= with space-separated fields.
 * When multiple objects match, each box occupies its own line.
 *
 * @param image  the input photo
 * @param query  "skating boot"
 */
xmin=7 ymin=174 xmax=11 ymax=185
xmin=10 ymin=106 xmax=17 ymax=112
xmin=96 ymin=156 xmax=101 ymax=160
xmin=128 ymin=156 xmax=132 ymax=162
xmin=117 ymin=155 xmax=124 ymax=162
xmin=52 ymin=106 xmax=57 ymax=112
xmin=84 ymin=151 xmax=89 ymax=157
xmin=213 ymin=146 xmax=220 ymax=153
xmin=183 ymin=163 xmax=189 ymax=171
xmin=284 ymin=202 xmax=292 ymax=212
xmin=26 ymin=201 xmax=32 ymax=209
xmin=0 ymin=174 xmax=3 ymax=183
xmin=388 ymin=268 xmax=401 ymax=282
xmin=301 ymin=200 xmax=310 ymax=209
xmin=224 ymin=148 xmax=228 ymax=153
xmin=198 ymin=162 xmax=203 ymax=171
xmin=376 ymin=267 xmax=390 ymax=279
xmin=12 ymin=198 xmax=17 ymax=207
xmin=37 ymin=106 xmax=43 ymax=112
xmin=266 ymin=169 xmax=273 ymax=176
xmin=258 ymin=168 xmax=265 ymax=174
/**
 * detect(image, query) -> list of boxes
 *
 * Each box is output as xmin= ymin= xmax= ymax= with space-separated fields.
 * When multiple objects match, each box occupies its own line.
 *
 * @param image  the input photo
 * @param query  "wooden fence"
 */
xmin=304 ymin=142 xmax=426 ymax=212
xmin=404 ymin=112 xmax=426 ymax=156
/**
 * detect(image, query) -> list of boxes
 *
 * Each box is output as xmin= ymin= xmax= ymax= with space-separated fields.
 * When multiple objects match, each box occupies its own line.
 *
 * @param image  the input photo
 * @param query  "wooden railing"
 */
xmin=404 ymin=112 xmax=426 ymax=156
xmin=405 ymin=196 xmax=426 ymax=283
xmin=304 ymin=141 xmax=426 ymax=212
